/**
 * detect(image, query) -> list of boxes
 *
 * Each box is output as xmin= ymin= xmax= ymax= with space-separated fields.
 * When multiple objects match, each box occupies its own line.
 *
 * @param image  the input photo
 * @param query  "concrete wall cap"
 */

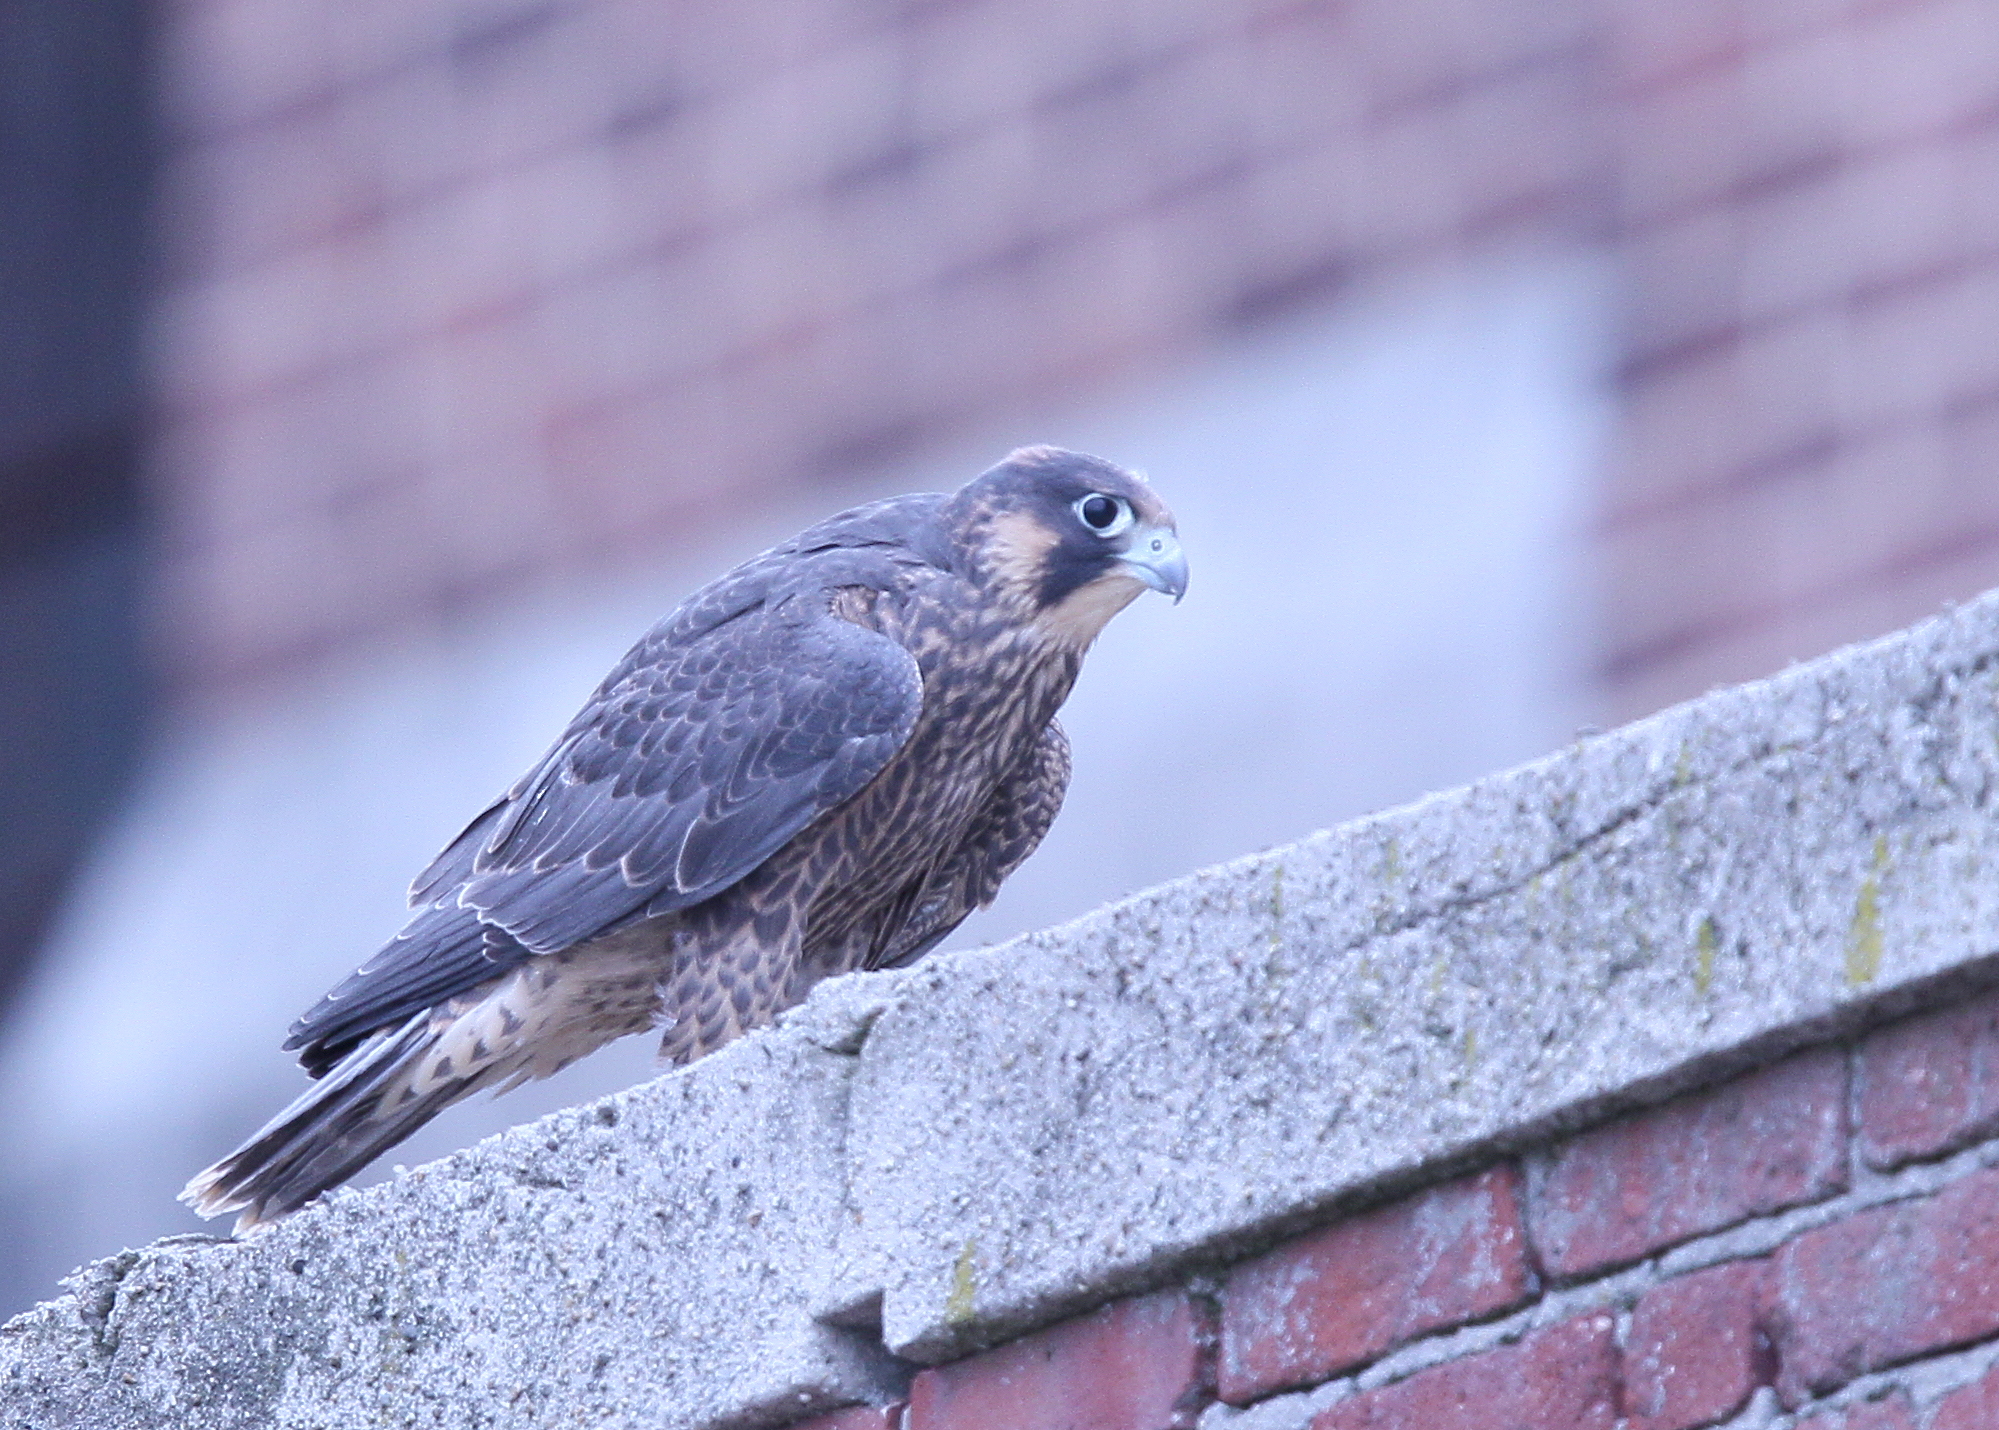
xmin=11 ymin=590 xmax=1999 ymax=1426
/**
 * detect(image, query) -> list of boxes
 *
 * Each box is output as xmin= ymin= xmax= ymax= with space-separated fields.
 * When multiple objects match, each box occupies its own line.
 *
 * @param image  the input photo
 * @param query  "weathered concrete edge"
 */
xmin=8 ymin=588 xmax=1999 ymax=1427
xmin=0 ymin=1019 xmax=910 ymax=1430
xmin=845 ymin=585 xmax=1999 ymax=1358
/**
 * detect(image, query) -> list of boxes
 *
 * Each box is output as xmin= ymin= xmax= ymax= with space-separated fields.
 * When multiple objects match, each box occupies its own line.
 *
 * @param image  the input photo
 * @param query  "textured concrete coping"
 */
xmin=12 ymin=590 xmax=1999 ymax=1429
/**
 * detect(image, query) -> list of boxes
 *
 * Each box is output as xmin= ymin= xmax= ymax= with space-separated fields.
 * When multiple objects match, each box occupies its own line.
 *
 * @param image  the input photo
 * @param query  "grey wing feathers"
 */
xmin=286 ymin=912 xmax=509 ymax=1076
xmin=452 ymin=606 xmax=920 ymax=946
xmin=286 ymin=539 xmax=929 ymax=1067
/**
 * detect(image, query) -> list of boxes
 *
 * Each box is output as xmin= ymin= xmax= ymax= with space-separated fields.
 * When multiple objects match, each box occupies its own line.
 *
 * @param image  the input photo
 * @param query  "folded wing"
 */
xmin=286 ymin=592 xmax=923 ymax=1067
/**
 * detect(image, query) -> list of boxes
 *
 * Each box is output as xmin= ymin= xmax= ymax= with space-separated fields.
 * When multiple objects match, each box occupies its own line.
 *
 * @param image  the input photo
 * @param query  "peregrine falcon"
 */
xmin=184 ymin=446 xmax=1186 ymax=1228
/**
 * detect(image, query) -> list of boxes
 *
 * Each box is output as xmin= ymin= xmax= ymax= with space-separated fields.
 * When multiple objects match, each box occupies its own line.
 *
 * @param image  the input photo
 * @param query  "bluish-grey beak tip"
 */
xmin=1120 ymin=528 xmax=1188 ymax=604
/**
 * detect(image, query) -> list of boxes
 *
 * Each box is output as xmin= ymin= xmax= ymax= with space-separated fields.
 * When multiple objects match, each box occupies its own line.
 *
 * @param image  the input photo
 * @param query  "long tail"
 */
xmin=183 ymin=944 xmax=667 ymax=1231
xmin=181 ymin=1013 xmax=489 ymax=1232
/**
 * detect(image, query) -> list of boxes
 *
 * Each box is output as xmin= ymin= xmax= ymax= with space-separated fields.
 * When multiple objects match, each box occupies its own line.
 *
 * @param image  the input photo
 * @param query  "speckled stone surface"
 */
xmin=11 ymin=590 xmax=1999 ymax=1427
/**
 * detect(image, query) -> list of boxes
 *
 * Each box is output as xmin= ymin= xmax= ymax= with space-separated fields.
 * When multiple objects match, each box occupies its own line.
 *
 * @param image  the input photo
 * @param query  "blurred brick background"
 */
xmin=1599 ymin=0 xmax=1999 ymax=718
xmin=147 ymin=0 xmax=1999 ymax=716
xmin=150 ymin=0 xmax=1600 ymax=692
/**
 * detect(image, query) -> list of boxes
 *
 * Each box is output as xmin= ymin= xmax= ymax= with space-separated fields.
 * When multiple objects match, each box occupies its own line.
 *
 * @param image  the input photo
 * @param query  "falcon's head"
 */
xmin=952 ymin=446 xmax=1188 ymax=647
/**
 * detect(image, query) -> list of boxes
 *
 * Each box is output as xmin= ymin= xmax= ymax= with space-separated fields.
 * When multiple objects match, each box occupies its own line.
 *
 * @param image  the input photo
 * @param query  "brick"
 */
xmin=151 ymin=0 xmax=1614 ymax=699
xmin=1789 ymin=1394 xmax=1918 ymax=1430
xmin=1769 ymin=1164 xmax=1999 ymax=1405
xmin=1599 ymin=451 xmax=1845 ymax=650
xmin=1026 ymin=45 xmax=1250 ymax=239
xmin=1733 ymin=33 xmax=1853 ymax=186
xmin=1444 ymin=54 xmax=1593 ymax=238
xmin=177 ymin=242 xmax=390 ymax=407
xmin=1846 ymin=0 xmax=1999 ymax=151
xmin=1624 ymin=1259 xmax=1774 ymax=1430
xmin=1617 ymin=65 xmax=1749 ymax=226
xmin=1857 ymin=990 xmax=1999 ymax=1170
xmin=167 ymin=116 xmax=383 ymax=279
xmin=1729 ymin=181 xmax=1850 ymax=323
xmin=642 ymin=0 xmax=867 ymax=101
xmin=163 ymin=0 xmax=339 ymax=138
xmin=1223 ymin=140 xmax=1370 ymax=285
xmin=1933 ymin=1360 xmax=1999 ymax=1430
xmin=1530 ymin=1049 xmax=1848 ymax=1278
xmin=906 ymin=1289 xmax=1206 ymax=1430
xmin=1953 ymin=114 xmax=1999 ymax=255
xmin=1217 ymin=1165 xmax=1535 ymax=1404
xmin=1357 ymin=103 xmax=1474 ymax=255
xmin=792 ymin=1407 xmax=903 ymax=1430
xmin=1819 ymin=430 xmax=1957 ymax=590
xmin=1839 ymin=146 xmax=1967 ymax=320
xmin=1236 ymin=5 xmax=1366 ymax=155
xmin=685 ymin=39 xmax=884 ymax=219
xmin=1603 ymin=0 xmax=1747 ymax=96
xmin=1311 ymin=1312 xmax=1619 ymax=1430
xmin=1612 ymin=347 xmax=1757 ymax=519
xmin=1847 ymin=264 xmax=1999 ymax=439
xmin=1616 ymin=206 xmax=1746 ymax=374
xmin=1605 ymin=515 xmax=1999 ymax=723
xmin=1724 ymin=310 xmax=1848 ymax=480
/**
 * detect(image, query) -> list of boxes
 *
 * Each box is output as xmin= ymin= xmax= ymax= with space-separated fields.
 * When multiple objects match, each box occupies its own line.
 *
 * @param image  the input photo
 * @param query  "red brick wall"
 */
xmin=150 ymin=0 xmax=1597 ymax=692
xmin=1596 ymin=0 xmax=1999 ymax=719
xmin=786 ymin=985 xmax=1999 ymax=1429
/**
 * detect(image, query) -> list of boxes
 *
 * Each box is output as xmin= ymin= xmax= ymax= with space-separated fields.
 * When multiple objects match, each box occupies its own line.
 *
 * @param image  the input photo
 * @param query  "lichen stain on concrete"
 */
xmin=1550 ymin=860 xmax=1583 ymax=916
xmin=1379 ymin=836 xmax=1403 ymax=885
xmin=945 ymin=1239 xmax=979 ymax=1327
xmin=1694 ymin=916 xmax=1718 ymax=996
xmin=1846 ymin=835 xmax=1889 ymax=987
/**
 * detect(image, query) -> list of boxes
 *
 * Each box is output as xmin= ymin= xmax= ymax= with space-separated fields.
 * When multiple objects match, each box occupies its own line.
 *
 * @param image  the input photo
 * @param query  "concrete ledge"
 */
xmin=10 ymin=590 xmax=1999 ymax=1427
xmin=1 ymin=1025 xmax=908 ymax=1428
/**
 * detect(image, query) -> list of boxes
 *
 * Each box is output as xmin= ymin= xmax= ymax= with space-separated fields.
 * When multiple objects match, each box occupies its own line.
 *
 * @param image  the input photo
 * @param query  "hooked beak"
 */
xmin=1118 ymin=525 xmax=1188 ymax=603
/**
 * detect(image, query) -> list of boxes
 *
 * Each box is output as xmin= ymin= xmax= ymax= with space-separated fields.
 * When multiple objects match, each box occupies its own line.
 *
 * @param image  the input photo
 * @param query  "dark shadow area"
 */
xmin=0 ymin=0 xmax=154 ymax=1028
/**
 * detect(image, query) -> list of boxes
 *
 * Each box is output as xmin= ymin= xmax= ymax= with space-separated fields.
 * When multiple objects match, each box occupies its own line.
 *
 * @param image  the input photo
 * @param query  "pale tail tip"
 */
xmin=180 ymin=1165 xmax=267 ymax=1235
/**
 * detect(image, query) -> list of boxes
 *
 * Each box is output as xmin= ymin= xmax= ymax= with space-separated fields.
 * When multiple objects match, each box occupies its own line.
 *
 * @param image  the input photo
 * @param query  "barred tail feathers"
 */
xmin=183 ymin=943 xmax=664 ymax=1231
xmin=180 ymin=1013 xmax=489 ymax=1231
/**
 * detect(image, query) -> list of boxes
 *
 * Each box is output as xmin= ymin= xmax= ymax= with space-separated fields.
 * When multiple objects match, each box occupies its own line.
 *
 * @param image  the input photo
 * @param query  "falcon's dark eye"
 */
xmin=1074 ymin=493 xmax=1134 ymax=537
